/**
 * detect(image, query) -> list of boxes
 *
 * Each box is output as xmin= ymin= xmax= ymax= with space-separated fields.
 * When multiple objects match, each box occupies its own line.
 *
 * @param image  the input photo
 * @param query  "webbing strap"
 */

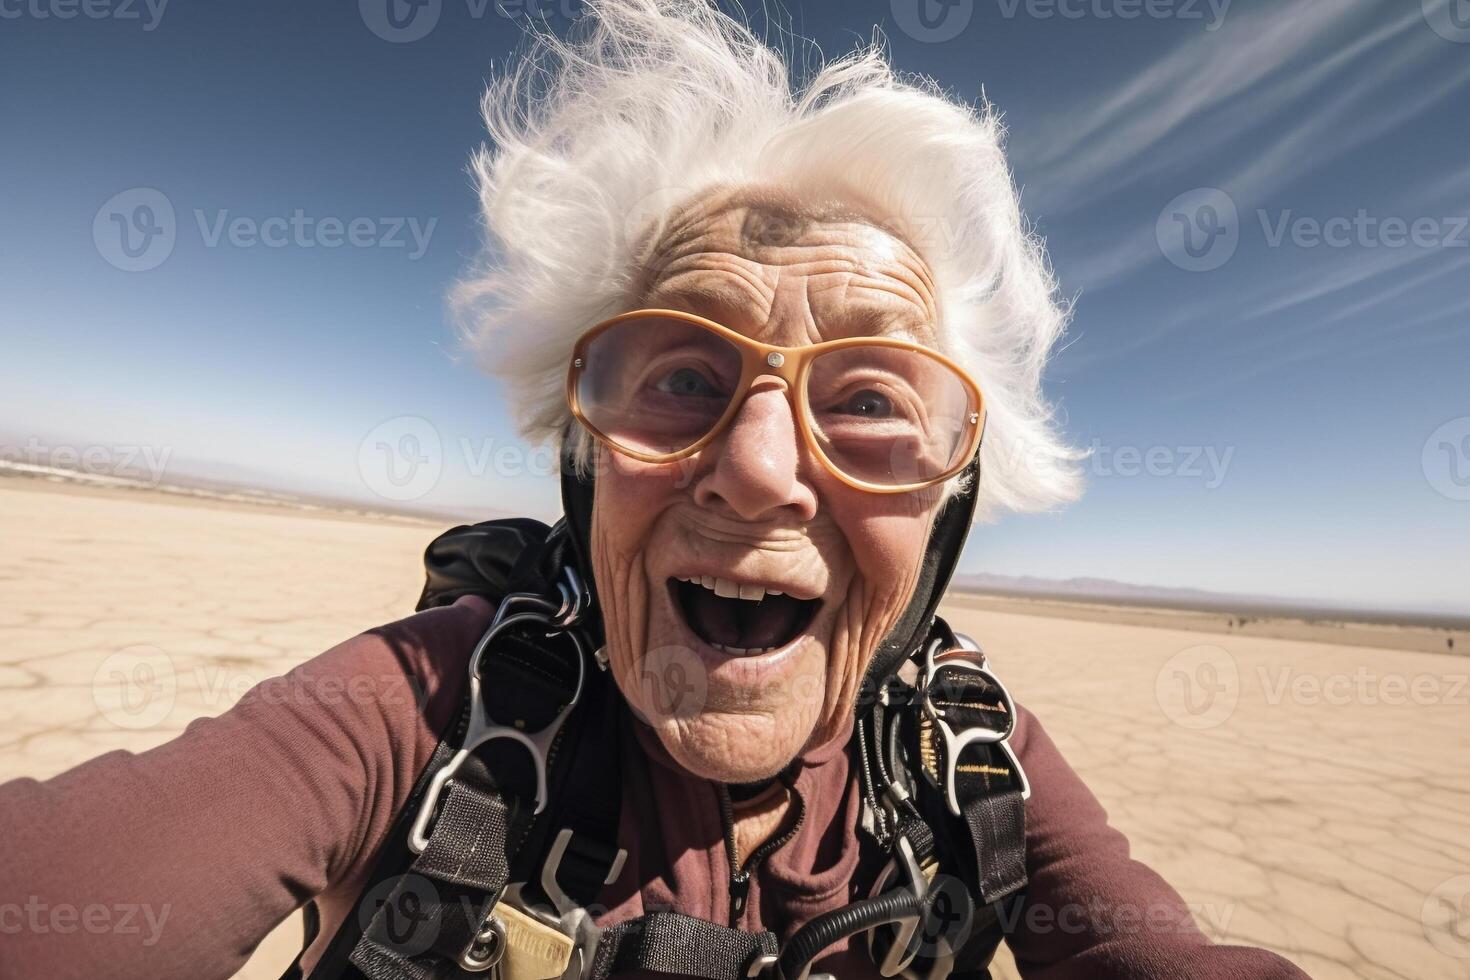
xmin=961 ymin=783 xmax=1026 ymax=904
xmin=351 ymin=779 xmax=512 ymax=978
xmin=590 ymin=912 xmax=779 ymax=980
xmin=931 ymin=658 xmax=1028 ymax=905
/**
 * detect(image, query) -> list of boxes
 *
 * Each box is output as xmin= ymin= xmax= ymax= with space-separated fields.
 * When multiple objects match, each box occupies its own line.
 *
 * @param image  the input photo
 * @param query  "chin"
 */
xmin=621 ymin=577 xmax=838 ymax=781
xmin=655 ymin=702 xmax=822 ymax=783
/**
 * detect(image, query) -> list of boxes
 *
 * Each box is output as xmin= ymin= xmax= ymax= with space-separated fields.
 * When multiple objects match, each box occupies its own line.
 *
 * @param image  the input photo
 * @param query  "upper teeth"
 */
xmin=676 ymin=575 xmax=784 ymax=601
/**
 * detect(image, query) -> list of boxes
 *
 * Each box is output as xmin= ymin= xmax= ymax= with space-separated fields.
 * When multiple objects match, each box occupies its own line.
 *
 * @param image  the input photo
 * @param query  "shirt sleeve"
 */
xmin=0 ymin=595 xmax=494 ymax=980
xmin=1005 ymin=705 xmax=1309 ymax=979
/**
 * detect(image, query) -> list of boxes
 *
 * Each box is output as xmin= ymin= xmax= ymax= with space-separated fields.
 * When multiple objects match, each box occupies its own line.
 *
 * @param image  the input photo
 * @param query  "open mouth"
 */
xmin=669 ymin=576 xmax=821 ymax=655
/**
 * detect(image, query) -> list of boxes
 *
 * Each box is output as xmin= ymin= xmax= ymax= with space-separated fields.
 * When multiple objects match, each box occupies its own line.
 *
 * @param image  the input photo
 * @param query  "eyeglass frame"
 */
xmin=564 ymin=308 xmax=986 ymax=494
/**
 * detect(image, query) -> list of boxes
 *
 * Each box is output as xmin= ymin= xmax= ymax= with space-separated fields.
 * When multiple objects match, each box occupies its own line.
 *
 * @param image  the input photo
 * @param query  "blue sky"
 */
xmin=2 ymin=0 xmax=1466 ymax=613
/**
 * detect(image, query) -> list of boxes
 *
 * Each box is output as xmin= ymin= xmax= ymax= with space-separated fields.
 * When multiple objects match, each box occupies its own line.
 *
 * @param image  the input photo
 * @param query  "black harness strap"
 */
xmin=590 ymin=912 xmax=779 ymax=980
xmin=351 ymin=779 xmax=513 ymax=977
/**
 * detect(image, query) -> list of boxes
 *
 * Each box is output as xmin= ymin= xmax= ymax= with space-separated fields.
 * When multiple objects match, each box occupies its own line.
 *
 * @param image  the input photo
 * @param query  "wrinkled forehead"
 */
xmin=635 ymin=187 xmax=940 ymax=349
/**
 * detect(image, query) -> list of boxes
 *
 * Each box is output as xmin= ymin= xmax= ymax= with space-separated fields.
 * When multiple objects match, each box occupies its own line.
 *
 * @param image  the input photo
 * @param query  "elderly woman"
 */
xmin=0 ymin=3 xmax=1308 ymax=979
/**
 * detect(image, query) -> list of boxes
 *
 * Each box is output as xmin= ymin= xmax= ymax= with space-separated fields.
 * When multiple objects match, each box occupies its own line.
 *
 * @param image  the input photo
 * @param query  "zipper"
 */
xmin=716 ymin=778 xmax=807 ymax=927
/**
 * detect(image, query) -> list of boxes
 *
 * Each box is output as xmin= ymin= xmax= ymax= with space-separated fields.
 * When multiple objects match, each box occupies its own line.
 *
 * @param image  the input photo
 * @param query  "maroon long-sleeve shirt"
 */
xmin=0 ymin=596 xmax=1308 ymax=979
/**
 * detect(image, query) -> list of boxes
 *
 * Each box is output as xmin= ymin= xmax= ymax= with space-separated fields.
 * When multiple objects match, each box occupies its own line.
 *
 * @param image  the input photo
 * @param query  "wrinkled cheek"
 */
xmin=589 ymin=456 xmax=658 ymax=716
xmin=816 ymin=529 xmax=931 ymax=739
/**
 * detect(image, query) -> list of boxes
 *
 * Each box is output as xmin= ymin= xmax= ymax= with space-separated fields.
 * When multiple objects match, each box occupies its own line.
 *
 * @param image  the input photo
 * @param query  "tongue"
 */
xmin=686 ymin=588 xmax=804 ymax=650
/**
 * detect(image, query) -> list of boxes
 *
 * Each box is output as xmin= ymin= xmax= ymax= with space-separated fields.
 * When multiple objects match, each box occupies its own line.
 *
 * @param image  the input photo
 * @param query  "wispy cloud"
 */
xmin=1013 ymin=0 xmax=1423 ymax=216
xmin=1018 ymin=0 xmax=1465 ymax=294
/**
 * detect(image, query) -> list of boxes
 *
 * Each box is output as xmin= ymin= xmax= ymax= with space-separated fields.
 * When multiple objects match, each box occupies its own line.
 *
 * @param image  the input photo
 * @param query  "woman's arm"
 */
xmin=1008 ymin=706 xmax=1308 ymax=979
xmin=0 ymin=596 xmax=493 ymax=980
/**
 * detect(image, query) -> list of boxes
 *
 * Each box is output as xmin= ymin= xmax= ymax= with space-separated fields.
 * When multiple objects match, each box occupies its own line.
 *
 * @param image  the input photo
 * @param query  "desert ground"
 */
xmin=2 ymin=475 xmax=1466 ymax=980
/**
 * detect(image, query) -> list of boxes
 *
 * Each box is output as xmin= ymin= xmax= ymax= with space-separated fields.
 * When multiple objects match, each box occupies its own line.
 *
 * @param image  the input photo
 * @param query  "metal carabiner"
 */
xmin=409 ymin=596 xmax=588 ymax=853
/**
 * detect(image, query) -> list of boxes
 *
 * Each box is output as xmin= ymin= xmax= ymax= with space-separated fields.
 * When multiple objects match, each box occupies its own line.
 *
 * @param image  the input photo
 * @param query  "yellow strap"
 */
xmin=495 ymin=903 xmax=576 ymax=980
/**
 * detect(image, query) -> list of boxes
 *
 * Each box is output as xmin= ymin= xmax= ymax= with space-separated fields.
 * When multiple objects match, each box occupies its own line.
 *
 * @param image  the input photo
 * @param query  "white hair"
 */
xmin=455 ymin=0 xmax=1084 ymax=517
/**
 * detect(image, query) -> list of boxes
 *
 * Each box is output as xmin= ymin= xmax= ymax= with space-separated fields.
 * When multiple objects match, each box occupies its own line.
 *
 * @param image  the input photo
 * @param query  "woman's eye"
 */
xmin=655 ymin=366 xmax=721 ymax=398
xmin=835 ymin=389 xmax=894 ymax=418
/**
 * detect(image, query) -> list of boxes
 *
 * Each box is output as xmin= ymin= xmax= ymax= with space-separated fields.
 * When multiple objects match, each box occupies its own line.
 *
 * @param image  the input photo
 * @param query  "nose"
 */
xmin=692 ymin=378 xmax=819 ymax=522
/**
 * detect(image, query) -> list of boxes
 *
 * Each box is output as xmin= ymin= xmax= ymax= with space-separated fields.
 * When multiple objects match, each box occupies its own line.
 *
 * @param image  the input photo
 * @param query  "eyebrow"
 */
xmin=643 ymin=281 xmax=935 ymax=344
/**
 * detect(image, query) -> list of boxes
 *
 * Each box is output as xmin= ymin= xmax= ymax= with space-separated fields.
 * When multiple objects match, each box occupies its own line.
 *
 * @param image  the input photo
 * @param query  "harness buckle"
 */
xmin=458 ymin=911 xmax=508 ymax=973
xmin=918 ymin=639 xmax=1030 ymax=818
xmin=866 ymin=834 xmax=930 ymax=977
xmin=409 ymin=590 xmax=589 ymax=853
xmin=489 ymin=828 xmax=626 ymax=980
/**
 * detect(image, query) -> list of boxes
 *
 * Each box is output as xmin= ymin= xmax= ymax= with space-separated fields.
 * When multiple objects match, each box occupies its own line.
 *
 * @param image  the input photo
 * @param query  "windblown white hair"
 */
xmin=456 ymin=0 xmax=1083 ymax=516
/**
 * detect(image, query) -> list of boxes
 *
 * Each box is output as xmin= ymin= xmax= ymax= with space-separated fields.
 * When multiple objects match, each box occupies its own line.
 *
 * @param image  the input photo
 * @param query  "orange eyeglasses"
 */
xmin=566 ymin=309 xmax=985 ymax=493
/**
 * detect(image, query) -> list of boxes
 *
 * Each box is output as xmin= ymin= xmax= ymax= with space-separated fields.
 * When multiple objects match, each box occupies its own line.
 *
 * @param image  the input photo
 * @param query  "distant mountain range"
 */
xmin=950 ymin=573 xmax=1470 ymax=630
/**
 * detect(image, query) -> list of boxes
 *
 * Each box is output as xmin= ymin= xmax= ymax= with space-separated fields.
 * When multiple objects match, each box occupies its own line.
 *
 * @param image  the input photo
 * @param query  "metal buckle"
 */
xmin=459 ymin=910 xmax=508 ymax=973
xmin=865 ymin=834 xmax=929 ymax=977
xmin=493 ymin=829 xmax=625 ymax=980
xmin=409 ymin=581 xmax=588 ymax=854
xmin=919 ymin=639 xmax=1030 ymax=817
